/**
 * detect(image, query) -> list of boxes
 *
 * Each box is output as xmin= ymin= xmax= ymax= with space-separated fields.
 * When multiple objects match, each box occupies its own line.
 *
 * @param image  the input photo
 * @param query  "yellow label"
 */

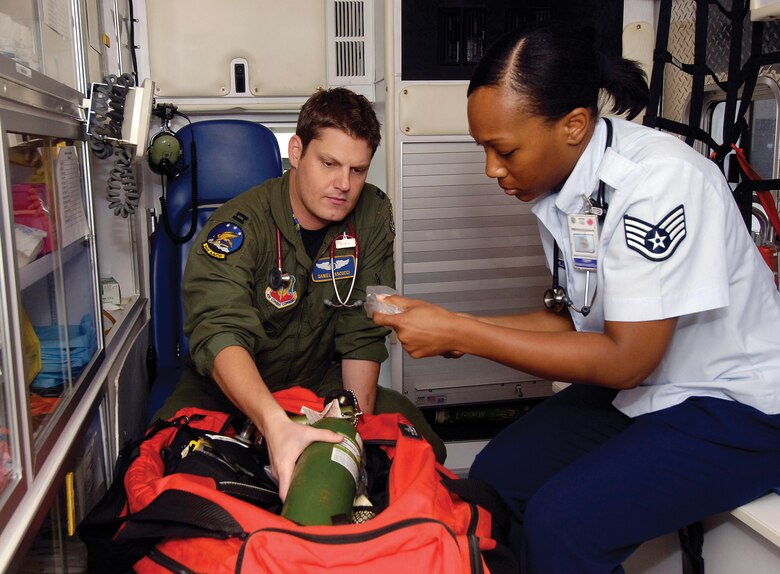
xmin=65 ymin=472 xmax=76 ymax=536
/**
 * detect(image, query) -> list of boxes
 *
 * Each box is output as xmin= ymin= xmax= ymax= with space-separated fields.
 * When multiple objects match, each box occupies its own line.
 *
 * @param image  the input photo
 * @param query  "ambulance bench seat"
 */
xmin=147 ymin=119 xmax=283 ymax=420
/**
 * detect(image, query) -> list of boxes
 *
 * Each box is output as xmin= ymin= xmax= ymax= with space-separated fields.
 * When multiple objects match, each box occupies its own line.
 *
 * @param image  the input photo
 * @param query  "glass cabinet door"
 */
xmin=5 ymin=127 xmax=101 ymax=447
xmin=0 ymin=278 xmax=22 ymax=508
xmin=1 ymin=0 xmax=80 ymax=91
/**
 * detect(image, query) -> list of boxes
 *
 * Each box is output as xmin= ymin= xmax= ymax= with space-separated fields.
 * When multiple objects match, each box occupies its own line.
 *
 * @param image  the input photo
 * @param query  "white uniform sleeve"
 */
xmin=601 ymin=157 xmax=730 ymax=321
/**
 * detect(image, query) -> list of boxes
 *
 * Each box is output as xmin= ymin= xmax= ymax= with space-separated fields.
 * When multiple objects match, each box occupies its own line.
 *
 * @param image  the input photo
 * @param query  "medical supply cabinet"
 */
xmin=0 ymin=0 xmax=150 ymax=570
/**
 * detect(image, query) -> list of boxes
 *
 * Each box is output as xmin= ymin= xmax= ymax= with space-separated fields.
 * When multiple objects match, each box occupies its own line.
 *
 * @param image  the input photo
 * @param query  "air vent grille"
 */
xmin=505 ymin=8 xmax=552 ymax=32
xmin=438 ymin=9 xmax=461 ymax=65
xmin=336 ymin=41 xmax=366 ymax=77
xmin=334 ymin=1 xmax=367 ymax=78
xmin=334 ymin=0 xmax=365 ymax=36
xmin=464 ymin=9 xmax=485 ymax=64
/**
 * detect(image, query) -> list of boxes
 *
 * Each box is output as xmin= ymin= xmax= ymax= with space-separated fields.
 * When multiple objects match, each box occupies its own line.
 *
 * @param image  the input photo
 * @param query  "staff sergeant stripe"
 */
xmin=623 ymin=204 xmax=686 ymax=261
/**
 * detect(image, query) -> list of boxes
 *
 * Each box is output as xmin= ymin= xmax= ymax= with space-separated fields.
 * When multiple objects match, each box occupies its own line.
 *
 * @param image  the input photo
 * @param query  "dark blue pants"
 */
xmin=469 ymin=385 xmax=780 ymax=573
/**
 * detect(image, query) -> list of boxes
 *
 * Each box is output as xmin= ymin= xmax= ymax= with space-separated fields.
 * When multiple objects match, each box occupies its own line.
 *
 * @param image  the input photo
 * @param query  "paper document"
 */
xmin=55 ymin=147 xmax=89 ymax=248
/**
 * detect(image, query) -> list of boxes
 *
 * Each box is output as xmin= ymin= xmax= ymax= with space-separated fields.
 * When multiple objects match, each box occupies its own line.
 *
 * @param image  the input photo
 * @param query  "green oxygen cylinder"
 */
xmin=281 ymin=413 xmax=363 ymax=526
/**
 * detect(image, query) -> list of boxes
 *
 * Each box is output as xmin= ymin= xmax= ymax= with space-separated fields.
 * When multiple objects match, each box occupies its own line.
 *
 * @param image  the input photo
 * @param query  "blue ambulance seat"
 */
xmin=147 ymin=119 xmax=283 ymax=420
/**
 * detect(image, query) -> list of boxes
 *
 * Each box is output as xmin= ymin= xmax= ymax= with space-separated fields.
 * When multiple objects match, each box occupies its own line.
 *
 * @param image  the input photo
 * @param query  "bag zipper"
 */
xmin=146 ymin=547 xmax=198 ymax=574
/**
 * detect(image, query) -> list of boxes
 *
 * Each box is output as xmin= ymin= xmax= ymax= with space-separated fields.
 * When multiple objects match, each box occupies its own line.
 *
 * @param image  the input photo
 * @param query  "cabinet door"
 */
xmin=0 ymin=261 xmax=22 ymax=510
xmin=1 ymin=111 xmax=103 ymax=456
xmin=16 ymin=396 xmax=111 ymax=573
xmin=0 ymin=0 xmax=80 ymax=90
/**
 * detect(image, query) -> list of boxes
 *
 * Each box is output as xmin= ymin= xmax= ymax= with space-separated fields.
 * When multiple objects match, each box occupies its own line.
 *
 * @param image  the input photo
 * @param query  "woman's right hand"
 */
xmin=372 ymin=295 xmax=466 ymax=359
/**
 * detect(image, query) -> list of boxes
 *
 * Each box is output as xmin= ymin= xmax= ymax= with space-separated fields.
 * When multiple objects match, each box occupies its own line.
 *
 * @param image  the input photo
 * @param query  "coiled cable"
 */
xmin=88 ymin=80 xmax=114 ymax=159
xmin=87 ymin=73 xmax=141 ymax=217
xmin=106 ymin=147 xmax=139 ymax=218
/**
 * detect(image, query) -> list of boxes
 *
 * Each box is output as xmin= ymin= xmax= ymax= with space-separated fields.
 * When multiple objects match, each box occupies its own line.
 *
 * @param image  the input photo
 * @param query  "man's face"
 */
xmin=288 ymin=127 xmax=373 ymax=230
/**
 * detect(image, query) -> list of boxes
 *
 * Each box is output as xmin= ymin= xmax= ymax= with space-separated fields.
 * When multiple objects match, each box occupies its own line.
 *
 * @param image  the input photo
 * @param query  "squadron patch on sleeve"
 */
xmin=623 ymin=204 xmax=686 ymax=261
xmin=202 ymin=222 xmax=244 ymax=259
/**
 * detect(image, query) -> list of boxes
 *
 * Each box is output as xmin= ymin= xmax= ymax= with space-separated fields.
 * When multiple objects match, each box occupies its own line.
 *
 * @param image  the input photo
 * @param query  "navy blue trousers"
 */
xmin=469 ymin=385 xmax=780 ymax=574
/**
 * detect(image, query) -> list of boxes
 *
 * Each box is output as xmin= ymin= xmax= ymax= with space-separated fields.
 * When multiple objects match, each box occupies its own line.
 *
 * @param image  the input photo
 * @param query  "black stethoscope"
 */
xmin=543 ymin=118 xmax=612 ymax=317
xmin=268 ymin=222 xmax=362 ymax=308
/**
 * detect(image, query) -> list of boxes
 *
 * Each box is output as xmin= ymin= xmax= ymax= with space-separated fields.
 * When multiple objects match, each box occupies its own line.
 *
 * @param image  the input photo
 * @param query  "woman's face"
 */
xmin=467 ymin=85 xmax=582 ymax=202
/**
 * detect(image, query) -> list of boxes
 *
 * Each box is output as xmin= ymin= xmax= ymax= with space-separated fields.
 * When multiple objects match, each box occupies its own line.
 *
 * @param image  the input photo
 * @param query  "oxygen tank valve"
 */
xmin=235 ymin=418 xmax=256 ymax=445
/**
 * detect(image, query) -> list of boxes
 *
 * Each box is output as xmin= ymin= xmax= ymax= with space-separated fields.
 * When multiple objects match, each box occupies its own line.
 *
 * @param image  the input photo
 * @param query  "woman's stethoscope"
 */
xmin=543 ymin=118 xmax=612 ymax=317
xmin=268 ymin=221 xmax=362 ymax=308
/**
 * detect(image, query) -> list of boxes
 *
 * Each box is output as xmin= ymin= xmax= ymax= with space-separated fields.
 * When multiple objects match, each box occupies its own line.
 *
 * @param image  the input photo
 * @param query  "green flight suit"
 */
xmin=155 ymin=171 xmax=445 ymax=462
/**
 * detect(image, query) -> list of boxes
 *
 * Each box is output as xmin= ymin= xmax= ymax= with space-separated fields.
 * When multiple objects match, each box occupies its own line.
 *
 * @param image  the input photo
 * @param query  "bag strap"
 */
xmin=730 ymin=144 xmax=780 ymax=240
xmin=116 ymin=488 xmax=246 ymax=541
xmin=440 ymin=476 xmax=520 ymax=574
xmin=679 ymin=521 xmax=706 ymax=574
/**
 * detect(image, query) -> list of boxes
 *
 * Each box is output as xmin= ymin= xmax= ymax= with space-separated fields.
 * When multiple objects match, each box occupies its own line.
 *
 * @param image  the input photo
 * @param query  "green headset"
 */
xmin=147 ymin=130 xmax=184 ymax=177
xmin=146 ymin=103 xmax=185 ymax=178
xmin=147 ymin=103 xmax=199 ymax=243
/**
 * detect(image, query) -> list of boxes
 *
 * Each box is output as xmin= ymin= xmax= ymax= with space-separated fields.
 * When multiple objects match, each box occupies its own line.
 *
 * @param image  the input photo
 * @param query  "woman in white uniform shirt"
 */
xmin=373 ymin=23 xmax=780 ymax=573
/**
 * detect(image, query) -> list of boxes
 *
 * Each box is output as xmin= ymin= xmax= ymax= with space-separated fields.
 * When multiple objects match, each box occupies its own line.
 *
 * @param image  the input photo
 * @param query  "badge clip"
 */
xmin=335 ymin=233 xmax=356 ymax=250
xmin=583 ymin=194 xmax=603 ymax=217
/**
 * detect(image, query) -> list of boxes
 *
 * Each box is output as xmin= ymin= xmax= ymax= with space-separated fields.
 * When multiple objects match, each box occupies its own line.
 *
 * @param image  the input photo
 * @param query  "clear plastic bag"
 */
xmin=363 ymin=285 xmax=404 ymax=318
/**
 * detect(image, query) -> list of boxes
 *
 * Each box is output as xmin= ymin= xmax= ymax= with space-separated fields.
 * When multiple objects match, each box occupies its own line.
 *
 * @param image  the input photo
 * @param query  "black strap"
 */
xmin=644 ymin=0 xmax=780 ymax=160
xmin=77 ymin=437 xmax=157 ymax=573
xmin=440 ymin=476 xmax=520 ymax=574
xmin=643 ymin=0 xmax=673 ymax=129
xmin=679 ymin=521 xmax=706 ymax=574
xmin=77 ymin=415 xmax=203 ymax=573
xmin=159 ymin=138 xmax=198 ymax=244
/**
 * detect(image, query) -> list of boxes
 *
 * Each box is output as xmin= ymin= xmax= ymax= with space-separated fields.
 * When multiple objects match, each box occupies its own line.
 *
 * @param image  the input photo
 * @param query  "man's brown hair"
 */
xmin=296 ymin=87 xmax=381 ymax=156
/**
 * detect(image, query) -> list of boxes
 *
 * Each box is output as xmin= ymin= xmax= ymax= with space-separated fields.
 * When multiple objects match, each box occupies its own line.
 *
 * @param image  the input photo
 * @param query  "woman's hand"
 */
xmin=372 ymin=295 xmax=465 ymax=358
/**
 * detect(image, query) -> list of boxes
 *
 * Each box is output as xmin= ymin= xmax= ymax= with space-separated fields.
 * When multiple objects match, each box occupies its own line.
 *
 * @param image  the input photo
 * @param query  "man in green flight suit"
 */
xmin=155 ymin=88 xmax=445 ymax=501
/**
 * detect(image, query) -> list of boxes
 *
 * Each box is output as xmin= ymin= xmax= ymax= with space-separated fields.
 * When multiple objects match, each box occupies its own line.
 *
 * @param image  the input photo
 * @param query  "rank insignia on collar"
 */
xmin=203 ymin=222 xmax=244 ymax=259
xmin=623 ymin=204 xmax=686 ymax=261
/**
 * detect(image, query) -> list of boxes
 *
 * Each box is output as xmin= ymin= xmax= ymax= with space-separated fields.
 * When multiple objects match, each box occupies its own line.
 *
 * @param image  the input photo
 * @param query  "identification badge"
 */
xmin=335 ymin=234 xmax=357 ymax=250
xmin=312 ymin=255 xmax=356 ymax=282
xmin=567 ymin=214 xmax=599 ymax=270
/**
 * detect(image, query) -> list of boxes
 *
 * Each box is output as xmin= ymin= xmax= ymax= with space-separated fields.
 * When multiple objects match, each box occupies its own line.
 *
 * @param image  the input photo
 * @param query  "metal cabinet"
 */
xmin=0 ymin=102 xmax=103 ymax=460
xmin=0 ymin=0 xmax=109 ymax=568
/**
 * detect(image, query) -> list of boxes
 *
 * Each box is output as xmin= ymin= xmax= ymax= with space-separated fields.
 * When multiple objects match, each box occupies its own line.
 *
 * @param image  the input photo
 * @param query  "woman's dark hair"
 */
xmin=297 ymin=87 xmax=382 ymax=156
xmin=468 ymin=23 xmax=649 ymax=121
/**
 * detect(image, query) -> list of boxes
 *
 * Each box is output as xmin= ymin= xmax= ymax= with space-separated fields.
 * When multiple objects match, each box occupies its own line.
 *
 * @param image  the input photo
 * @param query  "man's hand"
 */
xmin=262 ymin=411 xmax=343 ymax=501
xmin=212 ymin=346 xmax=344 ymax=500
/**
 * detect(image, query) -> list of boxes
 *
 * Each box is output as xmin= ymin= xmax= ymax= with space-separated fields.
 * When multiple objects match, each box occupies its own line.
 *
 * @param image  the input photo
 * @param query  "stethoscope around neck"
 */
xmin=543 ymin=242 xmax=598 ymax=316
xmin=543 ymin=118 xmax=613 ymax=318
xmin=268 ymin=221 xmax=362 ymax=308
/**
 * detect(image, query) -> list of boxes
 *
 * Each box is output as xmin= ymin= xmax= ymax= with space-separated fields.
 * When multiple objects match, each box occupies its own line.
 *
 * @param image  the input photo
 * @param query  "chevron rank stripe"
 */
xmin=623 ymin=204 xmax=687 ymax=261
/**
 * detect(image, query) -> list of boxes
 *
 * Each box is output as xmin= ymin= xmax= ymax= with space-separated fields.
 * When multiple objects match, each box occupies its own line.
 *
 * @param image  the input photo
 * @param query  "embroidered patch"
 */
xmin=312 ymin=255 xmax=356 ymax=282
xmin=202 ymin=222 xmax=244 ymax=259
xmin=265 ymin=276 xmax=298 ymax=309
xmin=623 ymin=204 xmax=686 ymax=261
